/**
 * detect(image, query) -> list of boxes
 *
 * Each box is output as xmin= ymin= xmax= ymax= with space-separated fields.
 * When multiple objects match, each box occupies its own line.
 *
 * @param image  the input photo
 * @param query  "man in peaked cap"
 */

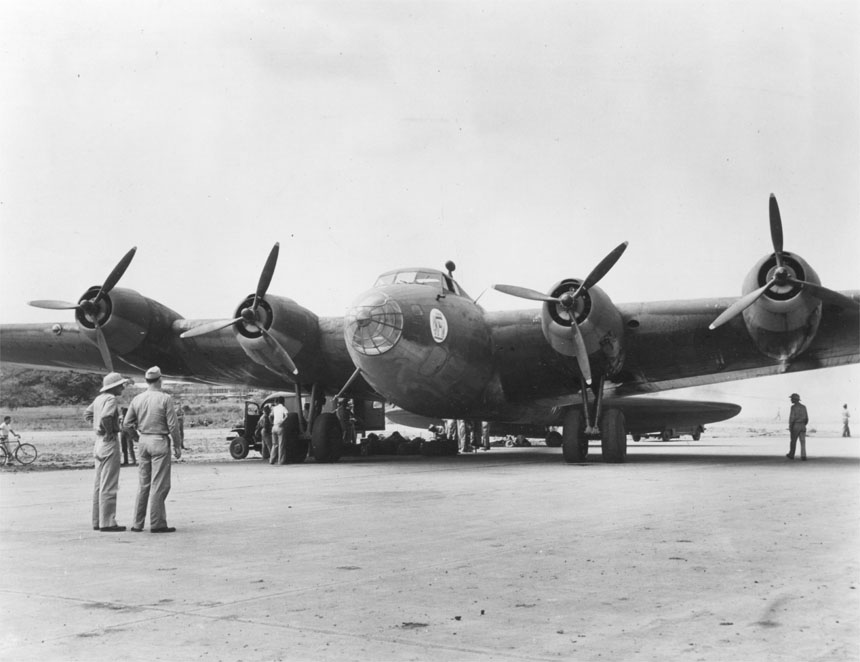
xmin=786 ymin=393 xmax=809 ymax=461
xmin=123 ymin=366 xmax=182 ymax=532
xmin=84 ymin=371 xmax=132 ymax=532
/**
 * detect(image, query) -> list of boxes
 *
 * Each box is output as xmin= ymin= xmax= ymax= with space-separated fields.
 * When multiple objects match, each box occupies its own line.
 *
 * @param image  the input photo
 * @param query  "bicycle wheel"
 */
xmin=15 ymin=443 xmax=37 ymax=465
xmin=0 ymin=446 xmax=7 ymax=466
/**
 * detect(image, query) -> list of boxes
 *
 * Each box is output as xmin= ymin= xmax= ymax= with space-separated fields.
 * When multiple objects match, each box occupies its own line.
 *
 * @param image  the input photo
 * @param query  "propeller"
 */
xmin=493 ymin=241 xmax=628 ymax=385
xmin=29 ymin=246 xmax=138 ymax=371
xmin=709 ymin=195 xmax=858 ymax=330
xmin=180 ymin=243 xmax=299 ymax=375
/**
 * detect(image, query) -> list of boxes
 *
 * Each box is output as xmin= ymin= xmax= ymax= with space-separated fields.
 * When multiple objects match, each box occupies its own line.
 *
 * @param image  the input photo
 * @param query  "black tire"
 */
xmin=282 ymin=413 xmax=306 ymax=463
xmin=692 ymin=428 xmax=702 ymax=441
xmin=0 ymin=446 xmax=8 ymax=466
xmin=632 ymin=434 xmax=641 ymax=442
xmin=15 ymin=443 xmax=37 ymax=465
xmin=661 ymin=430 xmax=672 ymax=442
xmin=562 ymin=409 xmax=588 ymax=463
xmin=600 ymin=409 xmax=627 ymax=463
xmin=229 ymin=436 xmax=249 ymax=460
xmin=545 ymin=431 xmax=562 ymax=448
xmin=311 ymin=413 xmax=343 ymax=463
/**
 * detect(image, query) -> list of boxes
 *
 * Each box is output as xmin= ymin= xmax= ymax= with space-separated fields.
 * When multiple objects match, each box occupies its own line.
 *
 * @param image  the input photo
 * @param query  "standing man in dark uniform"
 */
xmin=124 ymin=366 xmax=182 ymax=532
xmin=85 ymin=372 xmax=131 ymax=532
xmin=786 ymin=393 xmax=809 ymax=461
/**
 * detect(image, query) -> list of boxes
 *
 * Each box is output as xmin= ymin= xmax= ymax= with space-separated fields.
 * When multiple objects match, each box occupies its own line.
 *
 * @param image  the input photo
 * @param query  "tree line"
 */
xmin=0 ymin=366 xmax=103 ymax=409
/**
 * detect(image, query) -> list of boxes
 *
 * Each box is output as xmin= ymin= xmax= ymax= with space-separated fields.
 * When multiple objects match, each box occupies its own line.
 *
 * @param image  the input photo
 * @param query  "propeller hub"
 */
xmin=240 ymin=307 xmax=257 ymax=324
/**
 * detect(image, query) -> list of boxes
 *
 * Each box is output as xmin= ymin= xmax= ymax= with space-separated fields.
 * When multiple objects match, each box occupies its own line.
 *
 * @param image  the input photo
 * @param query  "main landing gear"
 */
xmin=561 ymin=376 xmax=627 ymax=464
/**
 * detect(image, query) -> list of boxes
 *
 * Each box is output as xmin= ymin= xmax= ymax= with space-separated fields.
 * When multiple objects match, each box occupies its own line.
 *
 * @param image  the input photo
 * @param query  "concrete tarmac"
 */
xmin=1 ymin=435 xmax=858 ymax=661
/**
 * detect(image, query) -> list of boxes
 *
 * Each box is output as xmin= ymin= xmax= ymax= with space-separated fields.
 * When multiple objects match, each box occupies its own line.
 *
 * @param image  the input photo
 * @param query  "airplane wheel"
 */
xmin=601 ymin=409 xmax=627 ymax=463
xmin=311 ymin=413 xmax=343 ymax=463
xmin=692 ymin=428 xmax=702 ymax=441
xmin=545 ymin=431 xmax=562 ymax=448
xmin=229 ymin=436 xmax=249 ymax=460
xmin=661 ymin=430 xmax=671 ymax=442
xmin=281 ymin=413 xmax=303 ymax=463
xmin=632 ymin=434 xmax=641 ymax=442
xmin=562 ymin=409 xmax=588 ymax=463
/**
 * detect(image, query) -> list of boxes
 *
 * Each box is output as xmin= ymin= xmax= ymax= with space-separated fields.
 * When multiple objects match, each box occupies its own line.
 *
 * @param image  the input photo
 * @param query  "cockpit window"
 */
xmin=374 ymin=269 xmax=466 ymax=295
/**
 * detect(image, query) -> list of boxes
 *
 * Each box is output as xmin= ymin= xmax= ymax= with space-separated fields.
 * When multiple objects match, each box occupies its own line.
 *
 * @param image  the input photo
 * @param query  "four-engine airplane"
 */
xmin=2 ymin=195 xmax=858 ymax=463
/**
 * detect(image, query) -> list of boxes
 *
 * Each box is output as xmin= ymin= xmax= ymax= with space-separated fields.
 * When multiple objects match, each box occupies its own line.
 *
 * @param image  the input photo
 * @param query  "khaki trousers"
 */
xmin=92 ymin=436 xmax=121 ymax=528
xmin=133 ymin=434 xmax=172 ymax=530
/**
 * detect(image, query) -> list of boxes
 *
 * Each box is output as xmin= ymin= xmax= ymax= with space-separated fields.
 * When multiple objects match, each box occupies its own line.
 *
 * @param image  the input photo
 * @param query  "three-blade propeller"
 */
xmin=493 ymin=241 xmax=628 ymax=385
xmin=180 ymin=243 xmax=299 ymax=375
xmin=709 ymin=195 xmax=858 ymax=330
xmin=29 ymin=246 xmax=138 ymax=371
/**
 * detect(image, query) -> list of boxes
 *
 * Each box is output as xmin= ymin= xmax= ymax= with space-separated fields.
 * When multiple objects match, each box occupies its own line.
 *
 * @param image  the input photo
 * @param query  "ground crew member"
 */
xmin=85 ymin=372 xmax=131 ymax=532
xmin=842 ymin=404 xmax=851 ymax=437
xmin=124 ymin=366 xmax=182 ymax=532
xmin=270 ymin=397 xmax=288 ymax=465
xmin=119 ymin=407 xmax=137 ymax=466
xmin=786 ymin=393 xmax=809 ymax=461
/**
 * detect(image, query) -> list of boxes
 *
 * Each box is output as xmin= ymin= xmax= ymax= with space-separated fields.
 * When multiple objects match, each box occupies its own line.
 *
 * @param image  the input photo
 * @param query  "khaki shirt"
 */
xmin=84 ymin=393 xmax=120 ymax=441
xmin=124 ymin=387 xmax=180 ymax=442
xmin=789 ymin=402 xmax=808 ymax=428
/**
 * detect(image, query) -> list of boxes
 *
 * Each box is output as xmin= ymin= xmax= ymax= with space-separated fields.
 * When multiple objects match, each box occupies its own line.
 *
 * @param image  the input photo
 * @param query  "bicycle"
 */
xmin=0 ymin=438 xmax=38 ymax=466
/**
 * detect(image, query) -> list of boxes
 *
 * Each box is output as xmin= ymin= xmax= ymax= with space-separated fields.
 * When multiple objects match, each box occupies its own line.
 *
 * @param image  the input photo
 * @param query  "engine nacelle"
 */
xmin=76 ymin=286 xmax=176 ymax=355
xmin=741 ymin=252 xmax=822 ymax=361
xmin=233 ymin=294 xmax=320 ymax=371
xmin=541 ymin=279 xmax=625 ymax=376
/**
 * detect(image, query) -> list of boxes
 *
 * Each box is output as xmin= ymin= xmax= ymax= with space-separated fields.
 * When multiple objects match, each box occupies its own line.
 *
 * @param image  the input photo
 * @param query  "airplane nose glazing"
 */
xmin=345 ymin=292 xmax=403 ymax=356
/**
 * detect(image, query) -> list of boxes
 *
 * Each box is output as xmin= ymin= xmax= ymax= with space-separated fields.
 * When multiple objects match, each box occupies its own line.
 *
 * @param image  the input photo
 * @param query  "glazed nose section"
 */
xmin=344 ymin=291 xmax=404 ymax=356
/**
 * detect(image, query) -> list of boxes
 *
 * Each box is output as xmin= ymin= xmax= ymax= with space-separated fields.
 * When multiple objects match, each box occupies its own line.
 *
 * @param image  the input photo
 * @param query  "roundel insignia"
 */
xmin=429 ymin=308 xmax=448 ymax=343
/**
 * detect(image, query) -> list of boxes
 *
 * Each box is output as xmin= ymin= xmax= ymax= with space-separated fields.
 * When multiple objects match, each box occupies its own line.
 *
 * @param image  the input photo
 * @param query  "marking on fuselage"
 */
xmin=430 ymin=308 xmax=448 ymax=343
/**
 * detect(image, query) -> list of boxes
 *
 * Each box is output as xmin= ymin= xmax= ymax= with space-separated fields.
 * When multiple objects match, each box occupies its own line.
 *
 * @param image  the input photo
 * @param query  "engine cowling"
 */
xmin=541 ymin=279 xmax=625 ymax=377
xmin=75 ymin=285 xmax=170 ymax=355
xmin=740 ymin=252 xmax=822 ymax=361
xmin=232 ymin=294 xmax=320 ymax=372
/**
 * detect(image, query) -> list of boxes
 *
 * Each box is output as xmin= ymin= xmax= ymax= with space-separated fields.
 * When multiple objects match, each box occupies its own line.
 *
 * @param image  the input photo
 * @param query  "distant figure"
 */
xmin=786 ymin=393 xmax=809 ymax=461
xmin=175 ymin=402 xmax=187 ymax=450
xmin=479 ymin=421 xmax=491 ymax=451
xmin=124 ymin=366 xmax=182 ymax=532
xmin=85 ymin=372 xmax=131 ymax=532
xmin=842 ymin=404 xmax=851 ymax=438
xmin=336 ymin=398 xmax=356 ymax=445
xmin=456 ymin=419 xmax=474 ymax=453
xmin=257 ymin=404 xmax=273 ymax=460
xmin=270 ymin=397 xmax=289 ymax=465
xmin=119 ymin=407 xmax=138 ymax=466
xmin=0 ymin=415 xmax=21 ymax=456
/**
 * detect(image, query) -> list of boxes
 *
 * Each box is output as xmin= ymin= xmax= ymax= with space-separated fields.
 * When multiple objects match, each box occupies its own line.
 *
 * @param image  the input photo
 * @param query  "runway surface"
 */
xmin=1 ymin=435 xmax=858 ymax=661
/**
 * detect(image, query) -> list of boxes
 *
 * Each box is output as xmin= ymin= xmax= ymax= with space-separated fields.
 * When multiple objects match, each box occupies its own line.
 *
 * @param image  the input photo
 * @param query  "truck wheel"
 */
xmin=311 ymin=413 xmax=343 ymax=463
xmin=229 ymin=436 xmax=249 ymax=460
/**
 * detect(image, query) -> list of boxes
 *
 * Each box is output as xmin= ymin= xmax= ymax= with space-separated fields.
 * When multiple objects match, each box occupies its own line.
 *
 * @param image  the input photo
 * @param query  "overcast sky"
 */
xmin=1 ymin=1 xmax=857 ymax=420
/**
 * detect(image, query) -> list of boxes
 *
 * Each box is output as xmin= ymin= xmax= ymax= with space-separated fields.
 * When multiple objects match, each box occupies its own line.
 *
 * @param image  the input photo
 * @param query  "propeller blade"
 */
xmin=492 ymin=284 xmax=559 ymax=303
xmin=787 ymin=278 xmax=860 ymax=310
xmin=28 ymin=299 xmax=81 ymax=310
xmin=92 ymin=321 xmax=114 ymax=371
xmin=580 ymin=241 xmax=629 ymax=292
xmin=769 ymin=194 xmax=784 ymax=267
xmin=259 ymin=327 xmax=299 ymax=375
xmin=570 ymin=320 xmax=592 ymax=386
xmin=709 ymin=278 xmax=776 ymax=330
xmin=94 ymin=246 xmax=138 ymax=304
xmin=255 ymin=243 xmax=280 ymax=304
xmin=333 ymin=367 xmax=363 ymax=401
xmin=180 ymin=318 xmax=241 ymax=339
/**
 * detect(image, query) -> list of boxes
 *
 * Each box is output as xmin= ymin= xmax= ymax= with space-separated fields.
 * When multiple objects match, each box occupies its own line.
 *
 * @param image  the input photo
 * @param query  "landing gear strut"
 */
xmin=561 ymin=375 xmax=628 ymax=464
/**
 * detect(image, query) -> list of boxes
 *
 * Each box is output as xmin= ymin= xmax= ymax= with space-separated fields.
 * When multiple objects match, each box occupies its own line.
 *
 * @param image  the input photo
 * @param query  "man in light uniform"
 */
xmin=786 ymin=393 xmax=809 ymax=461
xmin=124 ymin=366 xmax=182 ymax=532
xmin=270 ymin=397 xmax=289 ymax=465
xmin=85 ymin=372 xmax=131 ymax=532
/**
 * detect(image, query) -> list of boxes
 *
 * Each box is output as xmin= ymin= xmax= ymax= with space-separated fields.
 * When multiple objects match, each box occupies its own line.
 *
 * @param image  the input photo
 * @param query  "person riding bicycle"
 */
xmin=0 ymin=415 xmax=21 ymax=456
